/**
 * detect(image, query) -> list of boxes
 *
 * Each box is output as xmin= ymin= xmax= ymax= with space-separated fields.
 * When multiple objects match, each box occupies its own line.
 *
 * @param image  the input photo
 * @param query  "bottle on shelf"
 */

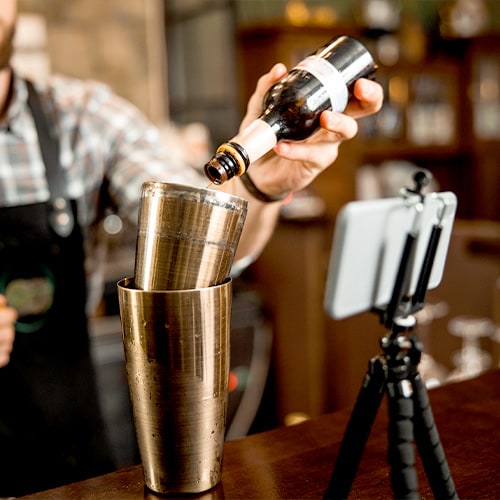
xmin=204 ymin=35 xmax=377 ymax=185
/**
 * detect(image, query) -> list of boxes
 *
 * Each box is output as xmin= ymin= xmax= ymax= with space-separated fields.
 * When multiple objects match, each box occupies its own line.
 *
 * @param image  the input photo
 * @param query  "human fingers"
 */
xmin=274 ymin=111 xmax=357 ymax=163
xmin=274 ymin=137 xmax=341 ymax=173
xmin=0 ymin=303 xmax=16 ymax=368
xmin=273 ymin=80 xmax=373 ymax=164
xmin=240 ymin=63 xmax=288 ymax=130
xmin=0 ymin=326 xmax=15 ymax=367
xmin=320 ymin=111 xmax=359 ymax=141
xmin=0 ymin=296 xmax=18 ymax=332
xmin=344 ymin=78 xmax=384 ymax=119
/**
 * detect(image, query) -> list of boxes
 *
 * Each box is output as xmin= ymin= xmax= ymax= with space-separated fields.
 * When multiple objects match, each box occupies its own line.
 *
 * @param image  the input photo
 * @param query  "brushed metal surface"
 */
xmin=134 ymin=182 xmax=247 ymax=290
xmin=118 ymin=277 xmax=232 ymax=494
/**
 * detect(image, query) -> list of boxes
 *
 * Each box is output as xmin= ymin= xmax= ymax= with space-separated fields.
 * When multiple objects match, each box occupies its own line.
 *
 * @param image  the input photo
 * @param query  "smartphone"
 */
xmin=324 ymin=191 xmax=457 ymax=320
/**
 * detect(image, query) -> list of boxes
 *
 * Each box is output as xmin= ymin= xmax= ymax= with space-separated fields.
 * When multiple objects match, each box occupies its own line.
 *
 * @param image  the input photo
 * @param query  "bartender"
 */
xmin=0 ymin=0 xmax=383 ymax=496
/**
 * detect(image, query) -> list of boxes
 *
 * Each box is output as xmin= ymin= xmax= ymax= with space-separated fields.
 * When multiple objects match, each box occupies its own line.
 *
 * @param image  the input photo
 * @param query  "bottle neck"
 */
xmin=230 ymin=118 xmax=278 ymax=163
xmin=203 ymin=118 xmax=278 ymax=184
xmin=204 ymin=142 xmax=249 ymax=184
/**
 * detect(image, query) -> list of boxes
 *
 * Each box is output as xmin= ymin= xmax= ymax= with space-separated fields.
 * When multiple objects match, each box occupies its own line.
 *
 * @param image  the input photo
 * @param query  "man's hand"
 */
xmin=0 ymin=295 xmax=17 ymax=367
xmin=225 ymin=62 xmax=383 ymax=263
xmin=239 ymin=63 xmax=384 ymax=198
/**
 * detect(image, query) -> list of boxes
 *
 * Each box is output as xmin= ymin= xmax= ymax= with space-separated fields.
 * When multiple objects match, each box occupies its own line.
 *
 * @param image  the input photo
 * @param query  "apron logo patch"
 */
xmin=0 ymin=266 xmax=56 ymax=334
xmin=5 ymin=277 xmax=54 ymax=316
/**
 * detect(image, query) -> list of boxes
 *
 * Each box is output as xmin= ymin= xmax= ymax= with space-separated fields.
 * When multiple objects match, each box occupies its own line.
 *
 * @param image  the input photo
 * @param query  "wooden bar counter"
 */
xmin=23 ymin=370 xmax=500 ymax=499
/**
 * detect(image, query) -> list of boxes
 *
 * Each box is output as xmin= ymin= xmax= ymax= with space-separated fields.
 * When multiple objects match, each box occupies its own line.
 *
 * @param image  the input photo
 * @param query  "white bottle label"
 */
xmin=231 ymin=119 xmax=277 ymax=164
xmin=295 ymin=56 xmax=348 ymax=112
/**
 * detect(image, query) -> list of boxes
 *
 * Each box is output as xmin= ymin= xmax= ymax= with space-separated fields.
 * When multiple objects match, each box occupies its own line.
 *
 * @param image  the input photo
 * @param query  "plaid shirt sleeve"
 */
xmin=2 ymin=74 xmax=212 ymax=313
xmin=44 ymin=74 xmax=206 ymax=227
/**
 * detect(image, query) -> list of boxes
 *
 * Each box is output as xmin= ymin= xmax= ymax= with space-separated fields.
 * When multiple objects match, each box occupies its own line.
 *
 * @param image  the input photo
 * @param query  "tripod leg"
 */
xmin=324 ymin=357 xmax=386 ymax=500
xmin=387 ymin=378 xmax=420 ymax=499
xmin=412 ymin=373 xmax=458 ymax=500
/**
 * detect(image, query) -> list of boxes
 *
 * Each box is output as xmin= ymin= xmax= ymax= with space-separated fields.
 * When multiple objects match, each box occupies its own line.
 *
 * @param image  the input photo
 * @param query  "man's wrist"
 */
xmin=239 ymin=171 xmax=290 ymax=203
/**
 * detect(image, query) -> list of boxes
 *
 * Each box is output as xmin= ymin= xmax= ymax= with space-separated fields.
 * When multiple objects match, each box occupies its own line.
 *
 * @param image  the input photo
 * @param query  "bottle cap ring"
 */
xmin=216 ymin=142 xmax=248 ymax=176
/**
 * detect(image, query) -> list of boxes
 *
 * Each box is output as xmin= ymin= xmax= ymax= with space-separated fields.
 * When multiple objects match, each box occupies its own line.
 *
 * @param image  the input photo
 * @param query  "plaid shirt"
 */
xmin=0 ymin=73 xmax=252 ymax=312
xmin=0 ymin=72 xmax=205 ymax=228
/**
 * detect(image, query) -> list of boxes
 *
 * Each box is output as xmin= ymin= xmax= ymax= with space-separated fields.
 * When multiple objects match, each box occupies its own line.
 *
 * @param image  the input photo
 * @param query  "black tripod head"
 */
xmin=403 ymin=169 xmax=433 ymax=200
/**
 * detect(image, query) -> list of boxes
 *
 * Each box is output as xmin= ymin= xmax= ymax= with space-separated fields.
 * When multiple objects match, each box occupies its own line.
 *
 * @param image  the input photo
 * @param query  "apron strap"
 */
xmin=26 ymin=80 xmax=75 ymax=238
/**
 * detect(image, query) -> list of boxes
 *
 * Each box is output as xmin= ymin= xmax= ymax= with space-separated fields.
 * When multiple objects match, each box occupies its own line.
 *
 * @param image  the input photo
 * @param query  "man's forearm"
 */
xmin=218 ymin=176 xmax=282 ymax=265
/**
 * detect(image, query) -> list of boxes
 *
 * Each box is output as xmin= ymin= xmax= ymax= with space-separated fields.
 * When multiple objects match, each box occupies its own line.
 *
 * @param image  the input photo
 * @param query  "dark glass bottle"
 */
xmin=204 ymin=35 xmax=377 ymax=185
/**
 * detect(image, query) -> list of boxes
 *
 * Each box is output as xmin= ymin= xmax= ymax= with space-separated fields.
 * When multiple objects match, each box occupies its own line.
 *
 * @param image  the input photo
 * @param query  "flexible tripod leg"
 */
xmin=387 ymin=377 xmax=420 ymax=499
xmin=411 ymin=372 xmax=458 ymax=499
xmin=324 ymin=357 xmax=387 ymax=500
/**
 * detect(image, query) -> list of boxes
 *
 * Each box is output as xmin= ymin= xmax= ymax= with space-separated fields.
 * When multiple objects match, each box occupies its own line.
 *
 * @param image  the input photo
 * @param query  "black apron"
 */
xmin=0 ymin=82 xmax=114 ymax=497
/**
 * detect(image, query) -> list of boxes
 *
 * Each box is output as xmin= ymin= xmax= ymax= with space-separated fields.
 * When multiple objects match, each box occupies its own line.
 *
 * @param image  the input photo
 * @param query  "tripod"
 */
xmin=323 ymin=318 xmax=457 ymax=499
xmin=324 ymin=172 xmax=458 ymax=500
